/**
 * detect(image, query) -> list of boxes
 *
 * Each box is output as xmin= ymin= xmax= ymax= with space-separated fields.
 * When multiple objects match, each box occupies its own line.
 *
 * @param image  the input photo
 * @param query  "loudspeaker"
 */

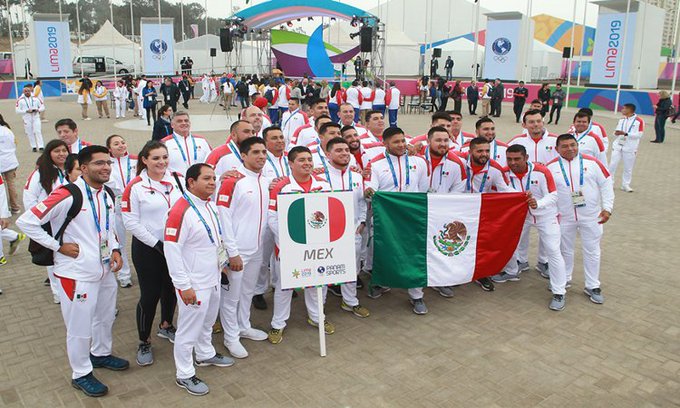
xmin=562 ymin=47 xmax=572 ymax=58
xmin=432 ymin=48 xmax=442 ymax=58
xmin=210 ymin=48 xmax=217 ymax=57
xmin=220 ymin=28 xmax=233 ymax=52
xmin=360 ymin=26 xmax=373 ymax=52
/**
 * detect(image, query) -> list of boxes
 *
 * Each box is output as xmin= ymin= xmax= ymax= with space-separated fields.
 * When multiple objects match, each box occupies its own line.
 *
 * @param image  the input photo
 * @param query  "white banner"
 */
xmin=34 ymin=20 xmax=73 ymax=78
xmin=141 ymin=19 xmax=175 ymax=75
xmin=590 ymin=12 xmax=637 ymax=85
xmin=278 ymin=191 xmax=356 ymax=290
xmin=483 ymin=19 xmax=521 ymax=80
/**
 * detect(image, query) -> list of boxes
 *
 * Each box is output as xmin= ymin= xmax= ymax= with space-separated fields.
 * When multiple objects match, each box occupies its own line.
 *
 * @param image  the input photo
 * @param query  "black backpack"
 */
xmin=28 ymin=183 xmax=115 ymax=266
xmin=264 ymin=88 xmax=275 ymax=104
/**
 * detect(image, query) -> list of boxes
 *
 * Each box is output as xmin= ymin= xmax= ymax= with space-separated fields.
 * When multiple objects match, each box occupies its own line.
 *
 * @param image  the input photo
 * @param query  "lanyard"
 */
xmin=85 ymin=184 xmax=110 ymax=236
xmin=466 ymin=162 xmax=489 ymax=193
xmin=56 ymin=168 xmax=65 ymax=184
xmin=267 ymin=154 xmax=289 ymax=178
xmin=184 ymin=194 xmax=221 ymax=245
xmin=318 ymin=150 xmax=331 ymax=183
xmin=425 ymin=147 xmax=445 ymax=188
xmin=172 ymin=134 xmax=197 ymax=163
xmin=117 ymin=156 xmax=132 ymax=185
xmin=282 ymin=108 xmax=299 ymax=129
xmin=328 ymin=167 xmax=353 ymax=190
xmin=385 ymin=151 xmax=409 ymax=189
xmin=72 ymin=139 xmax=82 ymax=153
xmin=619 ymin=115 xmax=637 ymax=134
xmin=510 ymin=162 xmax=533 ymax=191
xmin=229 ymin=141 xmax=243 ymax=163
xmin=558 ymin=154 xmax=584 ymax=188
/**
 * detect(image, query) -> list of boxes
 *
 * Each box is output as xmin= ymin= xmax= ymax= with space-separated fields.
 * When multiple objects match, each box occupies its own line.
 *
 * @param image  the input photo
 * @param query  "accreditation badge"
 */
xmin=217 ymin=242 xmax=229 ymax=270
xmin=571 ymin=191 xmax=586 ymax=208
xmin=100 ymin=240 xmax=111 ymax=264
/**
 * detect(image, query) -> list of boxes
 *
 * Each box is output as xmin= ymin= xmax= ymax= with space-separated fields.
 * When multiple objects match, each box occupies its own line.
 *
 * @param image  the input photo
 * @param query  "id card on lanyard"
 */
xmin=425 ymin=147 xmax=445 ymax=192
xmin=267 ymin=154 xmax=289 ymax=178
xmin=173 ymin=134 xmax=197 ymax=164
xmin=385 ymin=152 xmax=409 ymax=190
xmin=558 ymin=155 xmax=585 ymax=208
xmin=466 ymin=162 xmax=489 ymax=193
xmin=510 ymin=162 xmax=533 ymax=191
xmin=229 ymin=141 xmax=243 ymax=163
xmin=282 ymin=109 xmax=299 ymax=130
xmin=184 ymin=194 xmax=228 ymax=269
xmin=85 ymin=185 xmax=111 ymax=263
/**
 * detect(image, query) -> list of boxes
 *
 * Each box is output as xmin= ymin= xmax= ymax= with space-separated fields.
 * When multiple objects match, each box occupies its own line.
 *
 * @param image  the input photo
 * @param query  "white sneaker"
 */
xmin=239 ymin=328 xmax=268 ymax=341
xmin=224 ymin=340 xmax=248 ymax=359
xmin=621 ymin=185 xmax=634 ymax=193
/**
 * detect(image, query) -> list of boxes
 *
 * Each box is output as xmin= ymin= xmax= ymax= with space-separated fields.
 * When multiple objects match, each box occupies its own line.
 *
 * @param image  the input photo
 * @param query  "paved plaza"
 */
xmin=0 ymin=97 xmax=679 ymax=407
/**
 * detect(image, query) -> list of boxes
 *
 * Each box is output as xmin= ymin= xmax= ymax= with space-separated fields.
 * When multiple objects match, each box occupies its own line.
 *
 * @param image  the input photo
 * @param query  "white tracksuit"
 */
xmin=610 ymin=115 xmax=644 ymax=189
xmin=162 ymin=133 xmax=212 ymax=176
xmin=280 ymin=109 xmax=309 ymax=147
xmin=421 ymin=149 xmax=467 ymax=193
xmin=567 ymin=121 xmax=609 ymax=152
xmin=345 ymin=87 xmax=362 ymax=110
xmin=113 ymin=86 xmax=129 ymax=118
xmin=288 ymin=123 xmax=318 ymax=150
xmin=106 ymin=154 xmax=138 ymax=284
xmin=461 ymin=139 xmax=509 ymax=166
xmin=508 ymin=129 xmax=559 ymax=165
xmin=462 ymin=159 xmax=514 ymax=193
xmin=268 ymin=176 xmax=332 ymax=329
xmin=216 ymin=165 xmax=269 ymax=344
xmin=67 ymin=138 xmax=92 ymax=154
xmin=164 ymin=192 xmax=223 ymax=380
xmin=322 ymin=165 xmax=367 ymax=307
xmin=15 ymin=95 xmax=45 ymax=149
xmin=504 ymin=163 xmax=567 ymax=295
xmin=23 ymin=169 xmax=68 ymax=297
xmin=571 ymin=130 xmax=608 ymax=167
xmin=205 ymin=141 xmax=243 ymax=180
xmin=0 ymin=176 xmax=12 ymax=258
xmin=136 ymin=80 xmax=147 ymax=120
xmin=276 ymin=85 xmax=290 ymax=109
xmin=17 ymin=178 xmax=120 ymax=379
xmin=546 ymin=154 xmax=615 ymax=289
xmin=311 ymin=145 xmax=358 ymax=172
xmin=366 ymin=151 xmax=429 ymax=299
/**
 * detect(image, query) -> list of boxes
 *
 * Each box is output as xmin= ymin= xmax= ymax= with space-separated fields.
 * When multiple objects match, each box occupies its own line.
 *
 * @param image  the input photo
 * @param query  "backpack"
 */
xmin=264 ymin=88 xmax=274 ymax=104
xmin=28 ymin=183 xmax=115 ymax=266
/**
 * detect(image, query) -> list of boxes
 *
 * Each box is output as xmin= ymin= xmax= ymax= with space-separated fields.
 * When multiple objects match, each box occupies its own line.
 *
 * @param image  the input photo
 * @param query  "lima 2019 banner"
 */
xmin=141 ymin=20 xmax=175 ymax=75
xmin=34 ymin=19 xmax=73 ymax=78
xmin=590 ymin=13 xmax=637 ymax=86
xmin=483 ymin=19 xmax=521 ymax=80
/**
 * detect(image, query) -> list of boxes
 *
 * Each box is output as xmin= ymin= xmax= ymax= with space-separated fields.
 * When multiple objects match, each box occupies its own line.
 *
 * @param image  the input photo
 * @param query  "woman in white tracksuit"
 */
xmin=23 ymin=139 xmax=70 ymax=303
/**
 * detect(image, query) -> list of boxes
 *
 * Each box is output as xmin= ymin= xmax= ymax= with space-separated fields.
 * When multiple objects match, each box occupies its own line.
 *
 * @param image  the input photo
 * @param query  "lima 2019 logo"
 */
xmin=150 ymin=39 xmax=168 ymax=60
xmin=492 ymin=37 xmax=511 ymax=63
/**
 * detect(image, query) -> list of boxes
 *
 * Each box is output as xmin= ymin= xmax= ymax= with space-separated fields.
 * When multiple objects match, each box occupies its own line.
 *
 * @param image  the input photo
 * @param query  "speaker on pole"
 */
xmin=360 ymin=26 xmax=373 ymax=52
xmin=562 ymin=47 xmax=572 ymax=58
xmin=220 ymin=28 xmax=233 ymax=52
xmin=432 ymin=48 xmax=442 ymax=58
xmin=210 ymin=48 xmax=217 ymax=57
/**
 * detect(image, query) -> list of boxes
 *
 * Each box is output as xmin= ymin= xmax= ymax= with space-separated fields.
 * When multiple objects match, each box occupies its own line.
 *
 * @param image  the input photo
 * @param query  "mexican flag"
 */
xmin=372 ymin=192 xmax=528 ymax=288
xmin=287 ymin=195 xmax=346 ymax=244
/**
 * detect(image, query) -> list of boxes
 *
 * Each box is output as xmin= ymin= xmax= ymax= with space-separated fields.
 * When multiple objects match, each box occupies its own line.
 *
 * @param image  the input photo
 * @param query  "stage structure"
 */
xmin=226 ymin=0 xmax=385 ymax=82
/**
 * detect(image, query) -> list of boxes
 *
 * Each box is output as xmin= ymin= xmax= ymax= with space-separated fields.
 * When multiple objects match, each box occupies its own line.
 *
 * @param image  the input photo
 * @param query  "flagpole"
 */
xmin=523 ymin=0 xmax=533 ymax=82
xmin=613 ymin=0 xmax=631 ymax=114
xmin=75 ymin=0 xmax=84 ymax=78
xmin=576 ymin=0 xmax=588 ymax=87
xmin=423 ymin=0 xmax=428 ymax=77
xmin=204 ymin=0 xmax=208 ymax=37
xmin=634 ymin=0 xmax=647 ymax=89
xmin=111 ymin=0 xmax=117 ymax=83
xmin=130 ymin=0 xmax=136 ymax=75
xmin=180 ymin=0 xmax=184 ymax=41
xmin=316 ymin=286 xmax=327 ymax=357
xmin=565 ymin=0 xmax=577 ymax=107
xmin=157 ymin=0 xmax=162 ymax=77
xmin=472 ymin=0 xmax=480 ymax=81
xmin=5 ymin=0 xmax=19 ymax=98
xmin=669 ymin=0 xmax=680 ymax=99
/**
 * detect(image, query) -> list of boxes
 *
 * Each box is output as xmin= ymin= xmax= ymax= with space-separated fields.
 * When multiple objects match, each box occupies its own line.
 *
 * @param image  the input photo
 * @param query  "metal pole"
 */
xmin=565 ymin=0 xmax=577 ymax=106
xmin=613 ymin=0 xmax=631 ymax=113
xmin=59 ymin=0 xmax=67 ymax=82
xmin=130 ymin=0 xmax=136 ymax=75
xmin=423 ymin=0 xmax=429 ymax=77
xmin=75 ymin=0 xmax=84 ymax=78
xmin=634 ymin=0 xmax=647 ymax=89
xmin=204 ymin=0 xmax=208 ymax=37
xmin=669 ymin=0 xmax=680 ymax=97
xmin=5 ymin=0 xmax=19 ymax=98
xmin=472 ymin=0 xmax=480 ymax=81
xmin=111 ymin=0 xmax=117 ymax=82
xmin=524 ymin=0 xmax=533 ymax=81
xmin=576 ymin=0 xmax=588 ymax=86
xmin=180 ymin=0 xmax=184 ymax=41
xmin=19 ymin=0 xmax=29 ymax=79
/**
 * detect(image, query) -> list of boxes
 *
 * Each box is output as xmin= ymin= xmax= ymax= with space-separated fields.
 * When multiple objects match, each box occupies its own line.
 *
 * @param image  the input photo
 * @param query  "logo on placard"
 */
xmin=150 ymin=39 xmax=168 ymax=60
xmin=492 ymin=37 xmax=511 ymax=63
xmin=307 ymin=211 xmax=327 ymax=229
xmin=433 ymin=221 xmax=471 ymax=257
xmin=317 ymin=266 xmax=326 ymax=275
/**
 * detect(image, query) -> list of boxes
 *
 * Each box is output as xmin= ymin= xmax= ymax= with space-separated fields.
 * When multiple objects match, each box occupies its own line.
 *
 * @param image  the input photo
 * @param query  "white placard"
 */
xmin=34 ymin=19 xmax=73 ymax=78
xmin=278 ymin=191 xmax=356 ymax=290
xmin=141 ymin=19 xmax=175 ymax=75
xmin=590 ymin=12 xmax=637 ymax=85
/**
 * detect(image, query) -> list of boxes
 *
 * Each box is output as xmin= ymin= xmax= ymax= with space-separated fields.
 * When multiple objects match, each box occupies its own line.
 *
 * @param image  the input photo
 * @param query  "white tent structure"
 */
xmin=81 ymin=20 xmax=139 ymax=71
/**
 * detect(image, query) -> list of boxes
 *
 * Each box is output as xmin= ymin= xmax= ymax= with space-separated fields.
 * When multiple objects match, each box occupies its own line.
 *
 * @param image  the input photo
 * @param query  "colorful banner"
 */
xmin=141 ymin=19 xmax=175 ymax=75
xmin=34 ymin=19 xmax=73 ymax=78
xmin=484 ymin=19 xmax=521 ymax=80
xmin=277 ymin=191 xmax=356 ymax=290
xmin=590 ymin=12 xmax=637 ymax=86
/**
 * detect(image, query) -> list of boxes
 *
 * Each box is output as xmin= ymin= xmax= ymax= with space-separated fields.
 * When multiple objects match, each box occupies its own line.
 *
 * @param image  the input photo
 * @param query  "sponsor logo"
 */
xmin=492 ymin=37 xmax=511 ymax=63
xmin=149 ymin=39 xmax=168 ymax=61
xmin=317 ymin=266 xmax=326 ymax=275
xmin=433 ymin=221 xmax=471 ymax=257
xmin=307 ymin=211 xmax=327 ymax=229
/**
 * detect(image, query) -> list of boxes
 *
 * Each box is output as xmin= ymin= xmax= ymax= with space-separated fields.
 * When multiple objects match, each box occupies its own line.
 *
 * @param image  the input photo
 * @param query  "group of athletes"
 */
xmin=8 ymin=94 xmax=644 ymax=397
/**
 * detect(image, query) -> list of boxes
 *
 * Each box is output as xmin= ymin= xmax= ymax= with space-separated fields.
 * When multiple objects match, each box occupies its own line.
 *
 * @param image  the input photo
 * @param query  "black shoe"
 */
xmin=475 ymin=277 xmax=495 ymax=292
xmin=328 ymin=285 xmax=342 ymax=297
xmin=548 ymin=120 xmax=552 ymax=124
xmin=39 ymin=148 xmax=44 ymax=152
xmin=32 ymin=148 xmax=37 ymax=152
xmin=252 ymin=294 xmax=267 ymax=310
xmin=292 ymin=289 xmax=298 ymax=298
xmin=650 ymin=140 xmax=660 ymax=143
xmin=356 ymin=276 xmax=364 ymax=289
xmin=43 ymin=278 xmax=50 ymax=286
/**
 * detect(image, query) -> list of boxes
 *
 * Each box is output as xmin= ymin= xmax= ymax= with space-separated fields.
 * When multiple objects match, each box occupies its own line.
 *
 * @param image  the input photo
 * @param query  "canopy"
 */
xmin=83 ymin=20 xmax=134 ymax=47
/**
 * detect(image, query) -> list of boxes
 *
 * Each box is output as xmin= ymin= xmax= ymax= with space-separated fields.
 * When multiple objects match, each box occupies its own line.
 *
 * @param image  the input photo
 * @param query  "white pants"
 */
xmin=517 ymin=220 xmax=548 ymax=264
xmin=0 ymin=227 xmax=19 ymax=257
xmin=270 ymin=255 xmax=328 ymax=330
xmin=57 ymin=272 xmax=118 ymax=379
xmin=506 ymin=219 xmax=567 ymax=295
xmin=114 ymin=99 xmax=126 ymax=118
xmin=47 ymin=266 xmax=59 ymax=296
xmin=341 ymin=233 xmax=363 ymax=307
xmin=609 ymin=149 xmax=636 ymax=188
xmin=219 ymin=254 xmax=262 ymax=343
xmin=174 ymin=285 xmax=220 ymax=379
xmin=255 ymin=227 xmax=276 ymax=295
xmin=138 ymin=97 xmax=146 ymax=120
xmin=560 ymin=220 xmax=603 ymax=290
xmin=22 ymin=113 xmax=44 ymax=149
xmin=114 ymin=209 xmax=131 ymax=283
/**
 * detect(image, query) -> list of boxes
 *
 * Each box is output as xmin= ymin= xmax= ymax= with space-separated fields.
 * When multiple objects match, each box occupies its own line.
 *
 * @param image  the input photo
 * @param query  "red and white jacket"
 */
xmin=329 ymin=89 xmax=344 ymax=106
xmin=365 ymin=152 xmax=429 ymax=192
xmin=372 ymin=88 xmax=386 ymax=107
xmin=345 ymin=86 xmax=363 ymax=109
xmin=567 ymin=121 xmax=609 ymax=151
xmin=121 ymin=169 xmax=184 ymax=248
xmin=263 ymin=151 xmax=290 ymax=180
xmin=504 ymin=162 xmax=558 ymax=223
xmin=612 ymin=114 xmax=644 ymax=153
xmin=23 ymin=169 xmax=67 ymax=210
xmin=289 ymin=123 xmax=319 ymax=149
xmin=0 ymin=175 xmax=9 ymax=219
xmin=164 ymin=191 xmax=222 ymax=291
xmin=216 ymin=165 xmax=269 ymax=258
xmin=461 ymin=138 xmax=509 ymax=166
xmin=67 ymin=138 xmax=92 ymax=154
xmin=322 ymin=165 xmax=367 ymax=227
xmin=107 ymin=154 xmax=138 ymax=197
xmin=410 ymin=130 xmax=474 ymax=153
xmin=420 ymin=149 xmax=467 ymax=193
xmin=276 ymin=84 xmax=291 ymax=108
xmin=508 ymin=130 xmax=559 ymax=165
xmin=546 ymin=154 xmax=614 ymax=223
xmin=205 ymin=141 xmax=243 ymax=179
xmin=17 ymin=177 xmax=120 ymax=281
xmin=386 ymin=87 xmax=401 ymax=110
xmin=463 ymin=159 xmax=513 ymax=193
xmin=360 ymin=86 xmax=374 ymax=110
xmin=281 ymin=109 xmax=310 ymax=145
xmin=162 ymin=132 xmax=212 ymax=176
xmin=569 ymin=129 xmax=608 ymax=166
xmin=309 ymin=143 xmax=358 ymax=170
xmin=268 ymin=176 xmax=331 ymax=245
